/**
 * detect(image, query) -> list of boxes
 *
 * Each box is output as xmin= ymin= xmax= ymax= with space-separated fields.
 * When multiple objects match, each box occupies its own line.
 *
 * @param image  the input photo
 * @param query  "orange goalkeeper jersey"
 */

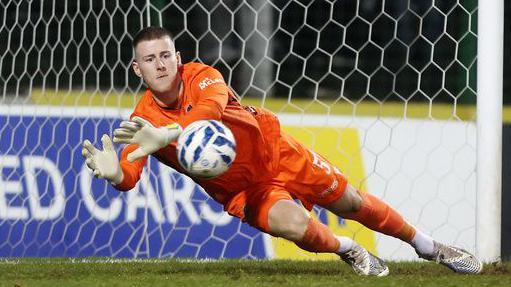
xmin=115 ymin=62 xmax=281 ymax=205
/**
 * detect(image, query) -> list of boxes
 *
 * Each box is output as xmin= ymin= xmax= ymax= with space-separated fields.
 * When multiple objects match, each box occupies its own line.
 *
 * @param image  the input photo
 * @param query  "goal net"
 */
xmin=0 ymin=0 xmax=483 ymax=261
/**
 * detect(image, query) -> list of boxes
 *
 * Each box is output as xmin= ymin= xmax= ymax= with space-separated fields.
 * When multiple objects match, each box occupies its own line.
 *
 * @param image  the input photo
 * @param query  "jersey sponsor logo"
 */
xmin=198 ymin=77 xmax=224 ymax=90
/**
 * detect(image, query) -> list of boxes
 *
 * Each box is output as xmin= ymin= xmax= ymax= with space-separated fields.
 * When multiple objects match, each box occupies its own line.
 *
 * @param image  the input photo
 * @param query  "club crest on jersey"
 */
xmin=198 ymin=77 xmax=224 ymax=90
xmin=185 ymin=104 xmax=193 ymax=113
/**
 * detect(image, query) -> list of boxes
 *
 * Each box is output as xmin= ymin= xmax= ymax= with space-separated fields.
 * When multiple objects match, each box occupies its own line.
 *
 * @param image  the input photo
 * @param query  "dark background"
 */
xmin=0 ymin=0 xmax=482 ymax=104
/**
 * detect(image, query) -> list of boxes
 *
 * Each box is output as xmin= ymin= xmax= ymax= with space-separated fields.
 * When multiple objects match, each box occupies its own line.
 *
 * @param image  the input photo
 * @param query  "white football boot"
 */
xmin=339 ymin=242 xmax=390 ymax=276
xmin=417 ymin=241 xmax=483 ymax=274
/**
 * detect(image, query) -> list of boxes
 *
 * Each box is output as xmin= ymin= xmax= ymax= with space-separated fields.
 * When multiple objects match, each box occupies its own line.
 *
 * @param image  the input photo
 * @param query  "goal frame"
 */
xmin=476 ymin=0 xmax=503 ymax=263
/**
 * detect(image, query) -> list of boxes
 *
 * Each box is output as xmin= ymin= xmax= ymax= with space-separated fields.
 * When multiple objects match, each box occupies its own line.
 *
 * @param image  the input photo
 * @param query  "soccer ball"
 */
xmin=176 ymin=120 xmax=236 ymax=179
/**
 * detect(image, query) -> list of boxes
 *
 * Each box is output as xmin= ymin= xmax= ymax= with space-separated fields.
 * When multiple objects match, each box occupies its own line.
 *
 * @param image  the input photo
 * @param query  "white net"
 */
xmin=0 ymin=0 xmax=477 ymax=260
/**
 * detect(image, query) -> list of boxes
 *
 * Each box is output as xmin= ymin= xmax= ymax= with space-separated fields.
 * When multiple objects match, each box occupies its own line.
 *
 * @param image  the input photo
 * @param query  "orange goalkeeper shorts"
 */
xmin=224 ymin=132 xmax=348 ymax=232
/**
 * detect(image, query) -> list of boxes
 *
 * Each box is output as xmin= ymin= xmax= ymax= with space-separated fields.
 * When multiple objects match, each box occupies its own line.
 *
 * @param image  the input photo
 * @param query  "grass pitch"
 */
xmin=1 ymin=259 xmax=510 ymax=287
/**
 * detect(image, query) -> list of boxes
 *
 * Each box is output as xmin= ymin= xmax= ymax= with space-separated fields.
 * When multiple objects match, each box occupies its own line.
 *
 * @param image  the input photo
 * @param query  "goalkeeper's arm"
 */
xmin=114 ymin=144 xmax=148 ymax=191
xmin=82 ymin=134 xmax=124 ymax=185
xmin=113 ymin=117 xmax=182 ymax=162
xmin=81 ymin=134 xmax=147 ymax=191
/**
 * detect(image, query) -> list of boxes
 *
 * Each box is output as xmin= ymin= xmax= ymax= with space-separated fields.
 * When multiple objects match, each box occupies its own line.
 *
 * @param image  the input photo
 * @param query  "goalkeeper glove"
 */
xmin=113 ymin=116 xmax=182 ymax=162
xmin=82 ymin=134 xmax=124 ymax=184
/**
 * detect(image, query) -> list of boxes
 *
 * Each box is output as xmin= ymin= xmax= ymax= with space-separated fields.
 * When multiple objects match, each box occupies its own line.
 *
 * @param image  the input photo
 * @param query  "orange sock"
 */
xmin=295 ymin=218 xmax=340 ymax=253
xmin=343 ymin=192 xmax=416 ymax=242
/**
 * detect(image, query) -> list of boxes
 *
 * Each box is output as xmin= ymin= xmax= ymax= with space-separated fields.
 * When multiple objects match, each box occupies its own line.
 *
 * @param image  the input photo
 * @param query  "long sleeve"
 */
xmin=113 ymin=144 xmax=148 ymax=191
xmin=177 ymin=68 xmax=229 ymax=128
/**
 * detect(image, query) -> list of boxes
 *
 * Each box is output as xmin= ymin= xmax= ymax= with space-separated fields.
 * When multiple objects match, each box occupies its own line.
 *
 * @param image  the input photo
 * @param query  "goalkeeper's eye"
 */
xmin=143 ymin=56 xmax=154 ymax=63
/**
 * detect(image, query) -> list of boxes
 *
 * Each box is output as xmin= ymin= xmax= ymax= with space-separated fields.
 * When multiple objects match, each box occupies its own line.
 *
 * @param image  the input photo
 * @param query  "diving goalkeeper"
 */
xmin=81 ymin=26 xmax=482 ymax=276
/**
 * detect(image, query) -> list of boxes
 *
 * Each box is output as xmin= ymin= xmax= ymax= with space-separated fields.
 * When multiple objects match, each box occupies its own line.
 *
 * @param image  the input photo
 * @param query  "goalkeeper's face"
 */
xmin=133 ymin=36 xmax=182 ymax=96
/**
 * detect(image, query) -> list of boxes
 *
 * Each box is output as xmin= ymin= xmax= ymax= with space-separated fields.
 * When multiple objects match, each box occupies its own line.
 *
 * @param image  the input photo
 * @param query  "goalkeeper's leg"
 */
xmin=323 ymin=183 xmax=482 ymax=274
xmin=264 ymin=199 xmax=389 ymax=276
xmin=324 ymin=184 xmax=419 ymax=245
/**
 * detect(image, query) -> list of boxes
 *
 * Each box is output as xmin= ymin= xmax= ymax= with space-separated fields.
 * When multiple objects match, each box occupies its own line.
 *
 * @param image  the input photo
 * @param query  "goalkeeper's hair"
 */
xmin=133 ymin=26 xmax=174 ymax=49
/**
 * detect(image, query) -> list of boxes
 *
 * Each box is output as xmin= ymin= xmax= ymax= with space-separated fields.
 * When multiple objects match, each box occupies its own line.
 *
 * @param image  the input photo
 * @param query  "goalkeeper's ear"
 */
xmin=176 ymin=51 xmax=182 ymax=67
xmin=132 ymin=60 xmax=142 ymax=78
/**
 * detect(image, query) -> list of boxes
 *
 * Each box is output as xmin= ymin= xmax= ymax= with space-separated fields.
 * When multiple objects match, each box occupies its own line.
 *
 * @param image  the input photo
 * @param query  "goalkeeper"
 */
xmin=82 ymin=26 xmax=482 ymax=276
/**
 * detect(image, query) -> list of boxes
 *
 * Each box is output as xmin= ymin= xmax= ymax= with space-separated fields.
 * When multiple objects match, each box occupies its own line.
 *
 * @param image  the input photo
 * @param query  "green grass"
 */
xmin=1 ymin=259 xmax=510 ymax=287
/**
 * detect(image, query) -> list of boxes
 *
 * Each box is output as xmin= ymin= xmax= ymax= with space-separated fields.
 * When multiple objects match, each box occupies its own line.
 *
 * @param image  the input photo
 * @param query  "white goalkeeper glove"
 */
xmin=113 ymin=116 xmax=182 ymax=162
xmin=82 ymin=134 xmax=124 ymax=184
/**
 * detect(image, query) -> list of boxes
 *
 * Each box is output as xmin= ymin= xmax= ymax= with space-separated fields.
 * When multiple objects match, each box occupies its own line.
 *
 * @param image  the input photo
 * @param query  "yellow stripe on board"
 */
xmin=270 ymin=126 xmax=377 ymax=260
xmin=31 ymin=90 xmax=142 ymax=108
xmin=30 ymin=90 xmax=511 ymax=122
xmin=242 ymin=98 xmax=478 ymax=121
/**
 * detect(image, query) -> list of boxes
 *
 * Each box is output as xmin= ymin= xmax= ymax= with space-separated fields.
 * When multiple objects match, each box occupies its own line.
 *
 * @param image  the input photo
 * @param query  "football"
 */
xmin=176 ymin=120 xmax=236 ymax=179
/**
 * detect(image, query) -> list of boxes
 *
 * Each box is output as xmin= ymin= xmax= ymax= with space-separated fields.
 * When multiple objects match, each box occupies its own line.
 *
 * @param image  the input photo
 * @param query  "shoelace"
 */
xmin=344 ymin=248 xmax=368 ymax=267
xmin=437 ymin=245 xmax=466 ymax=263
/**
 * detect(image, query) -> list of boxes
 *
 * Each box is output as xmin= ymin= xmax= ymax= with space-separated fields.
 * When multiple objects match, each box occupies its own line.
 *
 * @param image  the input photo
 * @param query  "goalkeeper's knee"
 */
xmin=294 ymin=218 xmax=340 ymax=253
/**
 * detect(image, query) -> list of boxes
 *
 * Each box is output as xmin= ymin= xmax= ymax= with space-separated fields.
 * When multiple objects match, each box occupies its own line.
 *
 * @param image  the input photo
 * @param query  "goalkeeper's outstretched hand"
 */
xmin=113 ymin=116 xmax=182 ymax=162
xmin=82 ymin=134 xmax=124 ymax=184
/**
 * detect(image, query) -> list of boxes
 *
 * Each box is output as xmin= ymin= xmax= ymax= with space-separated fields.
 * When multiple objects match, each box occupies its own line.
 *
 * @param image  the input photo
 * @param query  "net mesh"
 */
xmin=0 ymin=0 xmax=477 ymax=260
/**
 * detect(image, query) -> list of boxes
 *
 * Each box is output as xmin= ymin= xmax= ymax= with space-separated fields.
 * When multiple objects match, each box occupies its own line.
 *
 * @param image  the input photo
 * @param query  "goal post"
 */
xmin=0 ymin=0 xmax=504 ymax=261
xmin=476 ymin=0 xmax=503 ymax=263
